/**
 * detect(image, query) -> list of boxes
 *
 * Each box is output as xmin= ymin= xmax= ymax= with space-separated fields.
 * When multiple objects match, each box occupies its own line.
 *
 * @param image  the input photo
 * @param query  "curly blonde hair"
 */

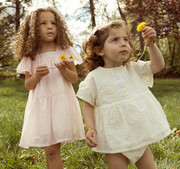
xmin=15 ymin=6 xmax=73 ymax=60
xmin=82 ymin=20 xmax=134 ymax=74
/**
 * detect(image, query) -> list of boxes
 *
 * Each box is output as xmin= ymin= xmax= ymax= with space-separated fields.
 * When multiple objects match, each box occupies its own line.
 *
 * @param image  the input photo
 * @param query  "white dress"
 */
xmin=77 ymin=60 xmax=171 ymax=153
xmin=17 ymin=47 xmax=85 ymax=148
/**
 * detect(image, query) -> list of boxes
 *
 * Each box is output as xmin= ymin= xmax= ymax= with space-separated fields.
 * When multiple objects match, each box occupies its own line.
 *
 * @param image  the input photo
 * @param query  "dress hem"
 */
xmin=92 ymin=130 xmax=171 ymax=153
xmin=19 ymin=137 xmax=85 ymax=149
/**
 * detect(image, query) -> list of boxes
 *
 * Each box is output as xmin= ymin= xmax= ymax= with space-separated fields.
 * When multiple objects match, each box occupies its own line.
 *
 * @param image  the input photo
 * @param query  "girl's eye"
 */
xmin=52 ymin=22 xmax=56 ymax=25
xmin=41 ymin=22 xmax=45 ymax=25
xmin=124 ymin=38 xmax=128 ymax=42
xmin=112 ymin=38 xmax=118 ymax=42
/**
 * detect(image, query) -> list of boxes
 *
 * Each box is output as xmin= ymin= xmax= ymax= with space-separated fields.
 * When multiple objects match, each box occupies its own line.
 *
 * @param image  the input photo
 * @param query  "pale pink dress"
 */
xmin=17 ymin=46 xmax=85 ymax=148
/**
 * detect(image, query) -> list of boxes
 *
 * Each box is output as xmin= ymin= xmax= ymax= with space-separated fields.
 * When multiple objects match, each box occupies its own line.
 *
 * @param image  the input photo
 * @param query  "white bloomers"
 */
xmin=122 ymin=146 xmax=148 ymax=165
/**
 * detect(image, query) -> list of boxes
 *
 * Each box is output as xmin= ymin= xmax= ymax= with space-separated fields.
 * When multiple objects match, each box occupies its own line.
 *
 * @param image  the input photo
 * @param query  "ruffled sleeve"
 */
xmin=76 ymin=73 xmax=97 ymax=106
xmin=16 ymin=57 xmax=33 ymax=75
xmin=131 ymin=60 xmax=153 ymax=87
xmin=65 ymin=46 xmax=83 ymax=65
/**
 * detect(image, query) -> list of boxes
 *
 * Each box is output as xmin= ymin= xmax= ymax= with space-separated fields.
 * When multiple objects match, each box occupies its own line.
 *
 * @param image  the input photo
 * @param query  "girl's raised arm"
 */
xmin=142 ymin=26 xmax=165 ymax=74
xmin=148 ymin=43 xmax=165 ymax=74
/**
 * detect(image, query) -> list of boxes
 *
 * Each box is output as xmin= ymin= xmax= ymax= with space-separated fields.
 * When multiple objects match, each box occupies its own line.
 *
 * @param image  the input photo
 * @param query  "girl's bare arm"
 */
xmin=148 ymin=43 xmax=165 ymax=74
xmin=54 ymin=61 xmax=78 ymax=84
xmin=25 ymin=65 xmax=49 ymax=90
xmin=142 ymin=26 xmax=165 ymax=74
xmin=83 ymin=101 xmax=98 ymax=147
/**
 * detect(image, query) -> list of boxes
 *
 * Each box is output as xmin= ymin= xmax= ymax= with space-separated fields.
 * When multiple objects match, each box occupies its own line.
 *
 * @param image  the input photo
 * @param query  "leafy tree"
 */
xmin=0 ymin=19 xmax=15 ymax=68
xmin=0 ymin=0 xmax=32 ymax=31
xmin=0 ymin=0 xmax=32 ymax=75
xmin=123 ymin=0 xmax=180 ymax=76
xmin=67 ymin=0 xmax=97 ymax=30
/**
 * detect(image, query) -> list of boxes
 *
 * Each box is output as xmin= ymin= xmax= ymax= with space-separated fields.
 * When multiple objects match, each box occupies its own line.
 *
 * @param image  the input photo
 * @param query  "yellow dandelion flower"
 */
xmin=60 ymin=54 xmax=66 ymax=61
xmin=136 ymin=22 xmax=146 ymax=32
xmin=136 ymin=22 xmax=147 ymax=61
xmin=70 ymin=54 xmax=74 ymax=59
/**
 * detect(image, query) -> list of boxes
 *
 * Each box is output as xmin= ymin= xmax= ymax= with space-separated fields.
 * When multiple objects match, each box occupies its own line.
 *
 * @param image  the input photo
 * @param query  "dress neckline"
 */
xmin=98 ymin=64 xmax=124 ymax=70
xmin=37 ymin=48 xmax=58 ymax=55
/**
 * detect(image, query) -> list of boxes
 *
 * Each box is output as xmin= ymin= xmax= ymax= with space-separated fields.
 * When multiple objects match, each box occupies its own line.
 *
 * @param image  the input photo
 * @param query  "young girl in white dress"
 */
xmin=15 ymin=6 xmax=85 ymax=169
xmin=77 ymin=20 xmax=171 ymax=168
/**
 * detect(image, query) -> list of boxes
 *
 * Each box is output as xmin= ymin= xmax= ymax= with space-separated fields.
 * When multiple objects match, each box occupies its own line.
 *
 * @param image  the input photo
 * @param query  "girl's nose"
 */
xmin=121 ymin=41 xmax=126 ymax=47
xmin=47 ymin=23 xmax=53 ymax=29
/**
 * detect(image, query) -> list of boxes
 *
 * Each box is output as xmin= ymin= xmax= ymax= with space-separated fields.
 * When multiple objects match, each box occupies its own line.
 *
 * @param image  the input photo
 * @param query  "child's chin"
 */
xmin=119 ymin=57 xmax=129 ymax=62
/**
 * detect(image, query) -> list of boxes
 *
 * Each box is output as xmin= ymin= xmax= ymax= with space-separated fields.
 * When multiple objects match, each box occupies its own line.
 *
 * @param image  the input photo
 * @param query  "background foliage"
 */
xmin=0 ymin=0 xmax=179 ymax=79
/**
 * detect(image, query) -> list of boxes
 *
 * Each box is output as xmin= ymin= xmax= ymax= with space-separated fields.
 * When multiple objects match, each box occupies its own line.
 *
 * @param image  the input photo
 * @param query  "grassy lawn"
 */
xmin=0 ymin=78 xmax=180 ymax=169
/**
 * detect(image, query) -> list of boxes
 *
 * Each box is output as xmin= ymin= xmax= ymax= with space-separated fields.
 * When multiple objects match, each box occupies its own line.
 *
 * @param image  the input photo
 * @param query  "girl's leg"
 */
xmin=105 ymin=153 xmax=128 ymax=169
xmin=45 ymin=154 xmax=49 ymax=169
xmin=45 ymin=143 xmax=63 ymax=169
xmin=135 ymin=146 xmax=156 ymax=169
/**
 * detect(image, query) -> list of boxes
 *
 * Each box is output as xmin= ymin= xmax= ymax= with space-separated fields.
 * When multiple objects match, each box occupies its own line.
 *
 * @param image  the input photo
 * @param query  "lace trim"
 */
xmin=94 ymin=91 xmax=151 ymax=108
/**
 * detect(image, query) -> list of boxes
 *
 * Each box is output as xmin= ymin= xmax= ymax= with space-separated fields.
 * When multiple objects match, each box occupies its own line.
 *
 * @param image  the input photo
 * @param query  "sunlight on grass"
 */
xmin=150 ymin=79 xmax=180 ymax=129
xmin=0 ymin=79 xmax=180 ymax=168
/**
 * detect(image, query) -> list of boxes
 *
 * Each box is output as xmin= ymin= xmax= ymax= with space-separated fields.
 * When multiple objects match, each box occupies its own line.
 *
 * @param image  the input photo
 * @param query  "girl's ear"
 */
xmin=94 ymin=46 xmax=104 ymax=56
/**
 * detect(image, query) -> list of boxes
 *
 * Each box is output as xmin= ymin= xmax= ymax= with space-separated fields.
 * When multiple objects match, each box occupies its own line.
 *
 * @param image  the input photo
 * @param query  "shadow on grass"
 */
xmin=150 ymin=79 xmax=180 ymax=98
xmin=0 ymin=78 xmax=28 ymax=99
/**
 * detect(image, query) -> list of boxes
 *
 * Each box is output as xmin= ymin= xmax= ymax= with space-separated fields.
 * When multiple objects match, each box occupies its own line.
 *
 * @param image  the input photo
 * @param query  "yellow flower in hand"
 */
xmin=136 ymin=22 xmax=146 ymax=32
xmin=70 ymin=54 xmax=74 ymax=59
xmin=136 ymin=22 xmax=147 ymax=61
xmin=60 ymin=54 xmax=66 ymax=61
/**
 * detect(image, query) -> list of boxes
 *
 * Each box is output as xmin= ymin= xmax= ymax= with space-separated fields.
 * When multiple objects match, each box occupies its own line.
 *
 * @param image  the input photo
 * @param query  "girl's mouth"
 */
xmin=120 ymin=51 xmax=127 ymax=54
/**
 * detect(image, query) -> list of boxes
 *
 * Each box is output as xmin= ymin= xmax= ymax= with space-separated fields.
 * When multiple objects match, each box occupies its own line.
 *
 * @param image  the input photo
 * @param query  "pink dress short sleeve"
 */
xmin=17 ymin=57 xmax=33 ymax=75
xmin=65 ymin=46 xmax=83 ymax=65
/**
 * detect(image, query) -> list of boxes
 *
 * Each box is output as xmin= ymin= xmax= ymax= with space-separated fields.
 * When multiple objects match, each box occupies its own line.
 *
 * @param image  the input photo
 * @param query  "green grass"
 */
xmin=0 ymin=78 xmax=180 ymax=169
xmin=151 ymin=79 xmax=180 ymax=129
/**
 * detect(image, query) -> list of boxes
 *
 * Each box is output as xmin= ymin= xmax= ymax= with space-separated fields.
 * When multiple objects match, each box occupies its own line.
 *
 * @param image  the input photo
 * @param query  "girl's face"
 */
xmin=38 ymin=11 xmax=57 ymax=43
xmin=99 ymin=26 xmax=131 ymax=68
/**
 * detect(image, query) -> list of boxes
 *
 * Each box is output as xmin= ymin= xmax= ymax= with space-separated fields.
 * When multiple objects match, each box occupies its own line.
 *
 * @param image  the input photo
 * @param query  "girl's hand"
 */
xmin=54 ymin=61 xmax=69 ymax=73
xmin=86 ymin=129 xmax=98 ymax=147
xmin=142 ymin=26 xmax=156 ymax=46
xmin=35 ymin=64 xmax=49 ymax=79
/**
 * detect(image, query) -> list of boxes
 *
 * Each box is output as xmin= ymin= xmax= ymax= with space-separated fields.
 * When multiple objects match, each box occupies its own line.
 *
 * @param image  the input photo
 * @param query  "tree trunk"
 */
xmin=138 ymin=0 xmax=144 ymax=60
xmin=167 ymin=38 xmax=175 ymax=68
xmin=165 ymin=39 xmax=176 ymax=77
xmin=153 ymin=11 xmax=160 ymax=47
xmin=116 ymin=0 xmax=127 ymax=24
xmin=15 ymin=0 xmax=23 ymax=78
xmin=15 ymin=0 xmax=20 ymax=31
xmin=170 ymin=42 xmax=176 ymax=68
xmin=89 ymin=0 xmax=96 ymax=29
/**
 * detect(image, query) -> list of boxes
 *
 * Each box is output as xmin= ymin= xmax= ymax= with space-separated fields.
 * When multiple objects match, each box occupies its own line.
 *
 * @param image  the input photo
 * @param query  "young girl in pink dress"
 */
xmin=15 ymin=6 xmax=85 ymax=169
xmin=77 ymin=20 xmax=171 ymax=168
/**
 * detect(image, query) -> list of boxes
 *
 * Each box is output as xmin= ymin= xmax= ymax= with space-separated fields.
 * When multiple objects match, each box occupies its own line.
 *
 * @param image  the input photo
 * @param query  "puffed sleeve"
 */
xmin=131 ymin=60 xmax=153 ymax=87
xmin=16 ymin=57 xmax=33 ymax=75
xmin=76 ymin=73 xmax=97 ymax=106
xmin=65 ymin=46 xmax=83 ymax=65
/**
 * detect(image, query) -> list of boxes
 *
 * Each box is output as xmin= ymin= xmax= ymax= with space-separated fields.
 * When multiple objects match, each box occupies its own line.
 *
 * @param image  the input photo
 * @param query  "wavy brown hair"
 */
xmin=15 ymin=6 xmax=73 ymax=60
xmin=82 ymin=20 xmax=134 ymax=74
